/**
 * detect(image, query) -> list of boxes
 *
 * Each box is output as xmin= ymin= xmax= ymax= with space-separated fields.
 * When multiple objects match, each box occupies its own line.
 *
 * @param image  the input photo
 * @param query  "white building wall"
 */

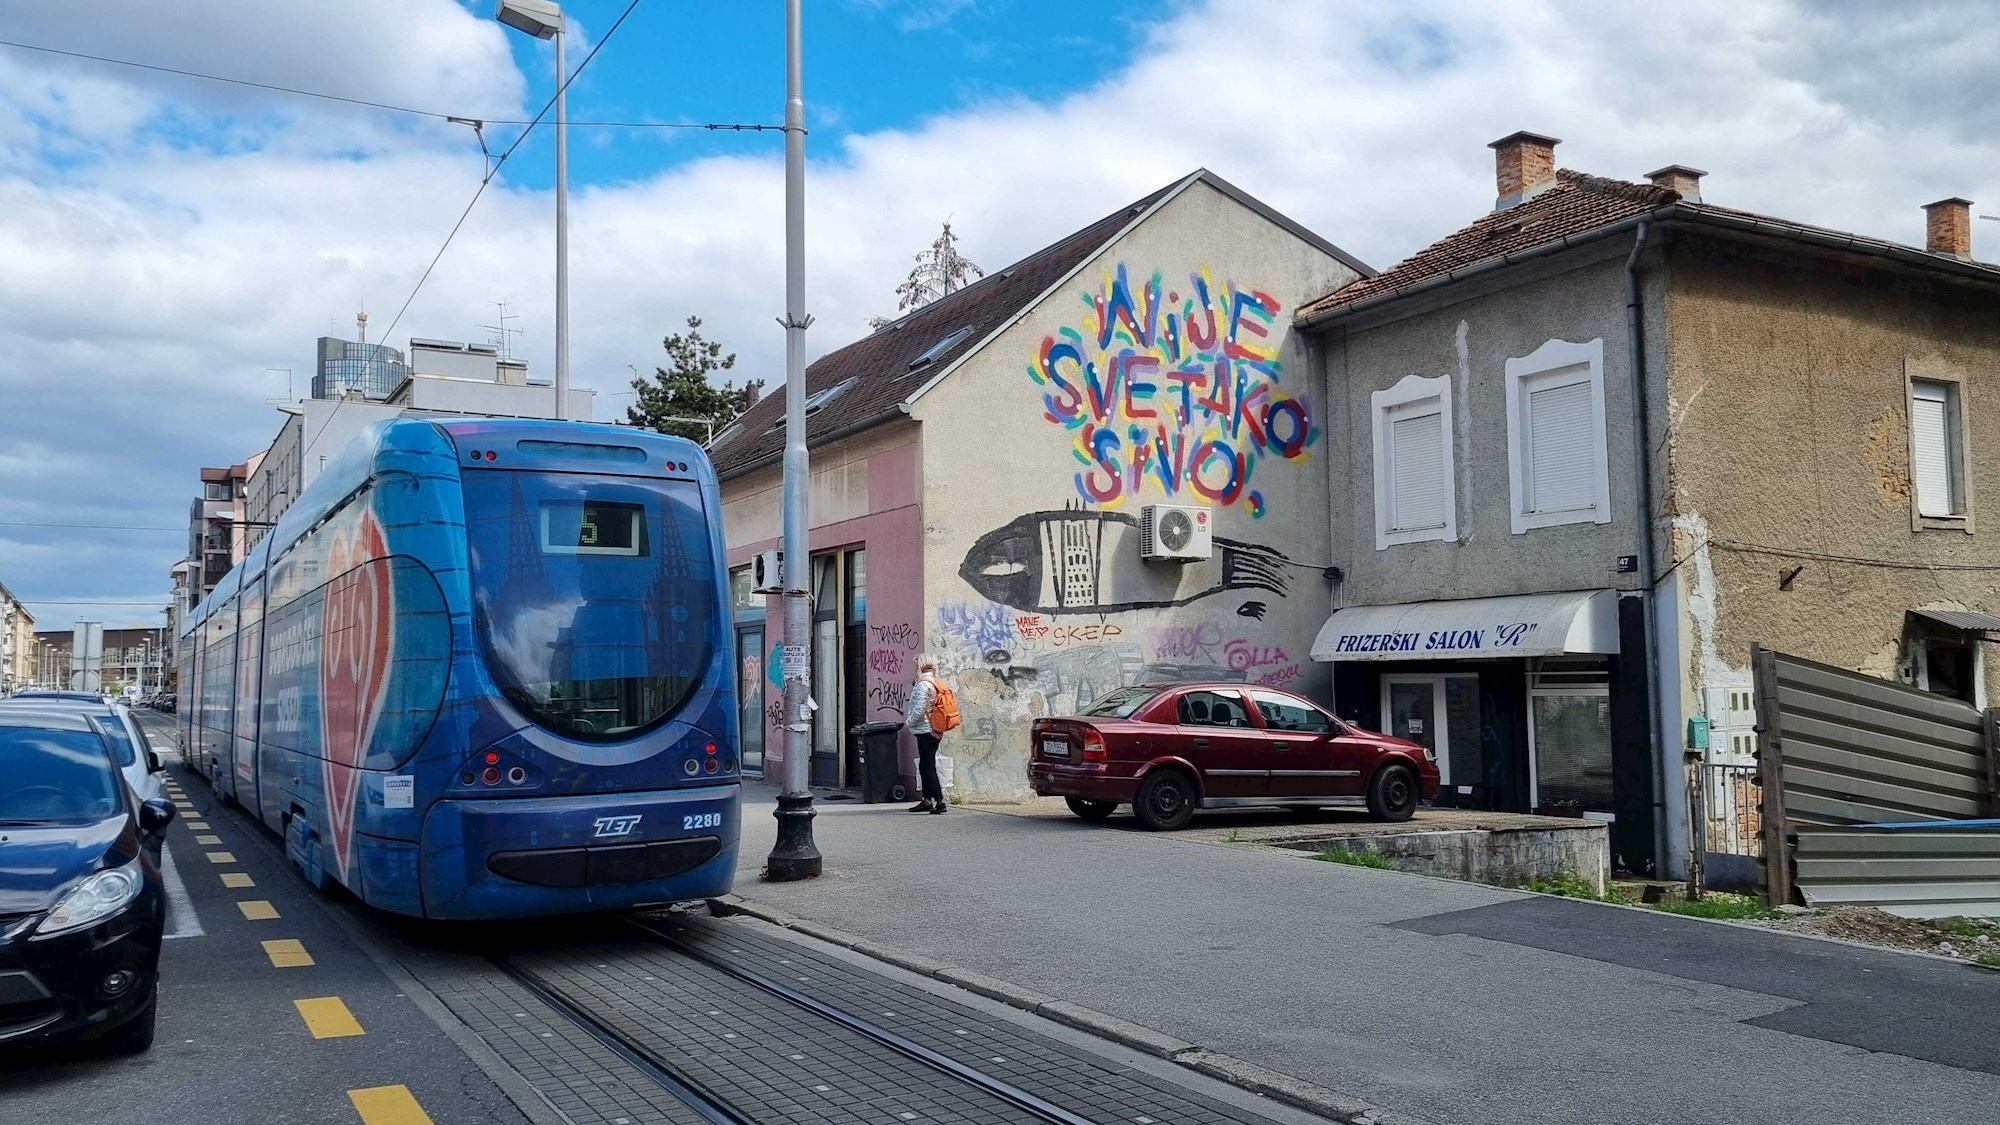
xmin=909 ymin=179 xmax=1360 ymax=799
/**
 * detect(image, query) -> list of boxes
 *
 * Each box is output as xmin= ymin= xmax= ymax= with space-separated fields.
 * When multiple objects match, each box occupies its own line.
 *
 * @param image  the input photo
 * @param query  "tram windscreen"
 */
xmin=462 ymin=470 xmax=718 ymax=742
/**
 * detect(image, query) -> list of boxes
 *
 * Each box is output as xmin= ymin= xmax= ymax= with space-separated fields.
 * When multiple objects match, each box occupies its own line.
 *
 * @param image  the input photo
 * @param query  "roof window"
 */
xmin=908 ymin=326 xmax=974 ymax=371
xmin=806 ymin=377 xmax=856 ymax=414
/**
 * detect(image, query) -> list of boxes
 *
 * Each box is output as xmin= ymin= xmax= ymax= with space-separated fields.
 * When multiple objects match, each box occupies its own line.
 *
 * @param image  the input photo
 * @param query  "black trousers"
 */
xmin=916 ymin=732 xmax=943 ymax=802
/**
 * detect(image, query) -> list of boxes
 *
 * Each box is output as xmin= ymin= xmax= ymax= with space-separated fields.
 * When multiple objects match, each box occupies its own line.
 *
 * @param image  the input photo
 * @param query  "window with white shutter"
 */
xmin=1504 ymin=338 xmax=1610 ymax=533
xmin=1524 ymin=374 xmax=1596 ymax=514
xmin=1910 ymin=380 xmax=1961 ymax=518
xmin=1372 ymin=373 xmax=1456 ymax=549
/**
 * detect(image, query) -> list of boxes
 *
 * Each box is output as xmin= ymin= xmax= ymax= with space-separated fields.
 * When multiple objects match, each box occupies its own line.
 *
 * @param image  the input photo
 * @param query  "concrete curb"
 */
xmin=708 ymin=893 xmax=1439 ymax=1125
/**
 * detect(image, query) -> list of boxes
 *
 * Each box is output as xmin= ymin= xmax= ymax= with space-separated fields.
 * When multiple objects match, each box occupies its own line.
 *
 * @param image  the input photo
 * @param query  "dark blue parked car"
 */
xmin=0 ymin=708 xmax=175 ymax=1053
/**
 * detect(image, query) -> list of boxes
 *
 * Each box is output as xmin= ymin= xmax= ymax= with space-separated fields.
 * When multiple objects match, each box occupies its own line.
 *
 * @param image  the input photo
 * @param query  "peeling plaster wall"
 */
xmin=911 ymin=180 xmax=1357 ymax=800
xmin=1662 ymin=235 xmax=2000 ymax=707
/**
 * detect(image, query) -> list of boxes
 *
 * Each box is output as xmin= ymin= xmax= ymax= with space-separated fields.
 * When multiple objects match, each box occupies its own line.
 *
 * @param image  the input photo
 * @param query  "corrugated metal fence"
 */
xmin=1792 ymin=822 xmax=2000 ymax=918
xmin=1751 ymin=643 xmax=2000 ymax=908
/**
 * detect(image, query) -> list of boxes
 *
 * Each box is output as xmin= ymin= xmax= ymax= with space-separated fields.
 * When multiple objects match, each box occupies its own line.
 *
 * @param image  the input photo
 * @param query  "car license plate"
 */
xmin=1043 ymin=738 xmax=1070 ymax=758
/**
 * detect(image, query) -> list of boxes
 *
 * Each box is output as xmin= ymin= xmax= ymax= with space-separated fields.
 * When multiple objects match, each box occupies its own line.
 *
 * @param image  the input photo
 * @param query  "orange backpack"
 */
xmin=924 ymin=675 xmax=961 ymax=733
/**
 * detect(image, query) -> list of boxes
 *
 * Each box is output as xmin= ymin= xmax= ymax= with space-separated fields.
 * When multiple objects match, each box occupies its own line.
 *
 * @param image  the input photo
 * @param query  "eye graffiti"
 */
xmin=959 ymin=506 xmax=1289 ymax=616
xmin=1029 ymin=264 xmax=1316 ymax=515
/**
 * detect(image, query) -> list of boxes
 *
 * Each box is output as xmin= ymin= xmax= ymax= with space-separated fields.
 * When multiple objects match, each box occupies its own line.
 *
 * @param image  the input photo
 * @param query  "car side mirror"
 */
xmin=139 ymin=798 xmax=177 ymax=836
xmin=147 ymin=750 xmax=165 ymax=774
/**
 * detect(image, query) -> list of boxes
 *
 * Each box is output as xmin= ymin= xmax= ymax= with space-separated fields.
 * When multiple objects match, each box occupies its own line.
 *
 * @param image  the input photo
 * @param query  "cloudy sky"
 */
xmin=1 ymin=0 xmax=1995 ymax=632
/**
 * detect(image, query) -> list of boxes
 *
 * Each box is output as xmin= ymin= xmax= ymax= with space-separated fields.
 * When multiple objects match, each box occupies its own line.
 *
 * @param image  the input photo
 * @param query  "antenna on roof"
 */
xmin=477 ymin=298 xmax=523 ymax=361
xmin=356 ymin=305 xmax=369 ymax=347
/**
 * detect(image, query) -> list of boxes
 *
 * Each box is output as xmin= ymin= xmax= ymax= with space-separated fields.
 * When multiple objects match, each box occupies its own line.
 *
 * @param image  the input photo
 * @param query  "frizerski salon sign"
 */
xmin=1327 ymin=622 xmax=1541 ymax=655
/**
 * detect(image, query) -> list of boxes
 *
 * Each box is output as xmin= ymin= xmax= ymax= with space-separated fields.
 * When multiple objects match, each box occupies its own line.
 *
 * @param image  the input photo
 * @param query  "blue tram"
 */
xmin=176 ymin=418 xmax=739 ymax=919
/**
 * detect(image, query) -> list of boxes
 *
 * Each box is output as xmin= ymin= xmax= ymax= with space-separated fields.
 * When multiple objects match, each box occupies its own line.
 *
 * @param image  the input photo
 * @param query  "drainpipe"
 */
xmin=1625 ymin=220 xmax=1670 ymax=876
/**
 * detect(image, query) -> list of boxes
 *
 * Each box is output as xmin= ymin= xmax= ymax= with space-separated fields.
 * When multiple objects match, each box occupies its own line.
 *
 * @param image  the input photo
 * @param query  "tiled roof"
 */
xmin=1298 ymin=170 xmax=1676 ymax=318
xmin=706 ymin=181 xmax=1179 ymax=477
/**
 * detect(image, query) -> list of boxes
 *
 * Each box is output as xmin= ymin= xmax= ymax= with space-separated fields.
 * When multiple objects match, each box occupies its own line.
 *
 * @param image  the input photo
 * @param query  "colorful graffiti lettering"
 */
xmin=1028 ymin=263 xmax=1315 ymax=514
xmin=869 ymin=678 xmax=910 ymax=716
xmin=1253 ymin=664 xmax=1302 ymax=687
xmin=870 ymin=622 xmax=920 ymax=651
xmin=869 ymin=648 xmax=906 ymax=675
xmin=1148 ymin=621 xmax=1225 ymax=663
xmin=1047 ymin=622 xmax=1122 ymax=647
xmin=1015 ymin=614 xmax=1050 ymax=641
xmin=1223 ymin=639 xmax=1289 ymax=672
xmin=937 ymin=602 xmax=1015 ymax=655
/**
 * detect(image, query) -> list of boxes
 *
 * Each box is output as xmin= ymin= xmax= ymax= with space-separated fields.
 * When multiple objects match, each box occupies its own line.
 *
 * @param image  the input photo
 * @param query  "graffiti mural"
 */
xmin=960 ymin=505 xmax=1289 ymax=616
xmin=1029 ymin=263 xmax=1316 ymax=515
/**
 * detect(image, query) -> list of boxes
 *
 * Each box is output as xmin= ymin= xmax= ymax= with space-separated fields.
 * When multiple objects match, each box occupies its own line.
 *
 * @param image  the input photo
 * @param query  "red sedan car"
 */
xmin=1029 ymin=683 xmax=1438 ymax=830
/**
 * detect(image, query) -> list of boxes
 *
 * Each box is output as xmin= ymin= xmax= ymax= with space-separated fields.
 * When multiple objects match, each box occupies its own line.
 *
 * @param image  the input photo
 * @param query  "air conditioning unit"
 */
xmin=752 ymin=549 xmax=784 ymax=593
xmin=1139 ymin=504 xmax=1213 ymax=562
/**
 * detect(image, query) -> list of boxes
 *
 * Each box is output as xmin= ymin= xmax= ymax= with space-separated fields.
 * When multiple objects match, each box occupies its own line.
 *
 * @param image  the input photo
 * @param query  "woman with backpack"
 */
xmin=905 ymin=660 xmax=958 ymax=814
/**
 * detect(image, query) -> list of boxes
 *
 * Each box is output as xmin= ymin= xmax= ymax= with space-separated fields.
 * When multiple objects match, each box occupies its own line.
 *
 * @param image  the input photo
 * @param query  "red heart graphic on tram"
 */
xmin=318 ymin=510 xmax=394 ymax=879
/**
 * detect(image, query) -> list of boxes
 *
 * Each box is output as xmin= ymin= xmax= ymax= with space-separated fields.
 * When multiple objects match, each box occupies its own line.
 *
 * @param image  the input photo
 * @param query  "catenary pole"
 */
xmin=554 ymin=18 xmax=570 ymax=421
xmin=766 ymin=0 xmax=821 ymax=880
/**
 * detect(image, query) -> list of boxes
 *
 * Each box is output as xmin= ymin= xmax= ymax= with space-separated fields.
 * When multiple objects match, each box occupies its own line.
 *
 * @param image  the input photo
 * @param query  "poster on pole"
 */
xmin=779 ymin=644 xmax=809 ymax=681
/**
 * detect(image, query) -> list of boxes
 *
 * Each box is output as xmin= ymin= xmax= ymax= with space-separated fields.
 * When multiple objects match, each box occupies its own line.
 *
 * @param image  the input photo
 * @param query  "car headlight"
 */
xmin=34 ymin=865 xmax=143 ymax=939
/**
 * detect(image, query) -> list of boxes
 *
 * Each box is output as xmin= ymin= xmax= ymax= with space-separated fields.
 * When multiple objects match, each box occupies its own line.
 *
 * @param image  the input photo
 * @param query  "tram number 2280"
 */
xmin=682 ymin=812 xmax=724 ymax=830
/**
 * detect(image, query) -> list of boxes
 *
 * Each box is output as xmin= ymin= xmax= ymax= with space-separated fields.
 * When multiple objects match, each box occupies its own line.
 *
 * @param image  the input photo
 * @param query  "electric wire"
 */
xmin=0 ymin=36 xmax=778 ymax=130
xmin=0 ymin=521 xmax=185 ymax=532
xmin=307 ymin=0 xmax=641 ymax=456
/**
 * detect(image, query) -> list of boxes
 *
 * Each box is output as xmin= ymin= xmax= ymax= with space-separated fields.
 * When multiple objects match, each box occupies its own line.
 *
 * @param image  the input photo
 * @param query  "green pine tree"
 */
xmin=624 ymin=316 xmax=761 ymax=443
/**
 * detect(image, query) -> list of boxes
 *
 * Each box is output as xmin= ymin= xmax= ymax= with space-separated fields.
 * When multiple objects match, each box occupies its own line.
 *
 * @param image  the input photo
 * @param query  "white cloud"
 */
xmin=4 ymin=0 xmax=1998 ymax=627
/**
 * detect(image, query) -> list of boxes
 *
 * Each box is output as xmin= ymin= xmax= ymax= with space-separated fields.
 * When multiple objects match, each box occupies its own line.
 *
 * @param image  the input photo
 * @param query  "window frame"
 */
xmin=1907 ymin=372 xmax=1973 ymax=532
xmin=1504 ymin=337 xmax=1611 ymax=534
xmin=1371 ymin=373 xmax=1457 ymax=550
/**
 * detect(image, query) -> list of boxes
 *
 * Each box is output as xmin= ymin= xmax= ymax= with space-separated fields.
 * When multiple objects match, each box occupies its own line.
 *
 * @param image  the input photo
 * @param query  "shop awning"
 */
xmin=1310 ymin=589 xmax=1622 ymax=662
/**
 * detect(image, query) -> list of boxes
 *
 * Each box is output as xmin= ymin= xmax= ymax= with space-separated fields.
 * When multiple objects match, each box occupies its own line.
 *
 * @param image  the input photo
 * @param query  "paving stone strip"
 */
xmin=515 ymin=938 xmax=1049 ymax=1124
xmin=707 ymin=896 xmax=1438 ymax=1125
xmin=662 ymin=914 xmax=1281 ymax=1125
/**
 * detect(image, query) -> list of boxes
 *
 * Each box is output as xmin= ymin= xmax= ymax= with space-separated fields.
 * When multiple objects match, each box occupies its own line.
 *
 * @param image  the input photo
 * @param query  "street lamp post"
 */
xmin=495 ymin=0 xmax=570 ymax=422
xmin=766 ymin=0 xmax=820 ymax=882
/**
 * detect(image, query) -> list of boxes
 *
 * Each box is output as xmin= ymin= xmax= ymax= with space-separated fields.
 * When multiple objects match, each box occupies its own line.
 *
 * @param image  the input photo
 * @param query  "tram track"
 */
xmin=489 ymin=917 xmax=1110 ymax=1125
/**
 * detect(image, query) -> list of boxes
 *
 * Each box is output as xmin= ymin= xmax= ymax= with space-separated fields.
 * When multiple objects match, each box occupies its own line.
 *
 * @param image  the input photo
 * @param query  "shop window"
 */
xmin=1505 ymin=338 xmax=1610 ymax=533
xmin=1910 ymin=379 xmax=1967 ymax=520
xmin=1371 ymin=373 xmax=1456 ymax=549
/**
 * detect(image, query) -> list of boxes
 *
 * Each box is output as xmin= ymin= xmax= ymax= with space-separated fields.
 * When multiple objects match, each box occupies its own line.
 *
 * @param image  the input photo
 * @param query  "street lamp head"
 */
xmin=495 ymin=0 xmax=563 ymax=39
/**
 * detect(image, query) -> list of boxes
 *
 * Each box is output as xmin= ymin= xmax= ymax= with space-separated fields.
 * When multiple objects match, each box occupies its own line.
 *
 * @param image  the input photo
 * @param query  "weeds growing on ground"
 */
xmin=1519 ymin=871 xmax=1605 ymax=899
xmin=1314 ymin=845 xmax=1396 ymax=870
xmin=1976 ymin=953 xmax=2000 ymax=969
xmin=1650 ymin=893 xmax=1781 ymax=921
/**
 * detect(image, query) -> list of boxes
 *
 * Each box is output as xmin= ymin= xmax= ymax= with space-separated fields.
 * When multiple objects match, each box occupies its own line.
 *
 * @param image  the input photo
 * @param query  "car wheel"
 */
xmin=1064 ymin=796 xmax=1118 ymax=821
xmin=104 ymin=996 xmax=156 ymax=1055
xmin=1133 ymin=771 xmax=1196 ymax=831
xmin=1367 ymin=764 xmax=1419 ymax=823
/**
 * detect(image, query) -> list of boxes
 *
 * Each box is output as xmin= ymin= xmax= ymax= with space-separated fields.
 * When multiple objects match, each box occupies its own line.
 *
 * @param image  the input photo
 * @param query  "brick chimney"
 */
xmin=743 ymin=381 xmax=762 ymax=408
xmin=1489 ymin=131 xmax=1560 ymax=210
xmin=1645 ymin=164 xmax=1706 ymax=204
xmin=1923 ymin=198 xmax=1973 ymax=259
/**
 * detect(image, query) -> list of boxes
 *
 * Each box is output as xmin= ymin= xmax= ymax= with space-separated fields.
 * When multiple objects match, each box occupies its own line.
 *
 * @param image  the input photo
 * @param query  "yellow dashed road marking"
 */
xmin=348 ymin=1085 xmax=432 ymax=1125
xmin=238 ymin=900 xmax=280 ymax=920
xmin=206 ymin=851 xmax=235 ymax=863
xmin=186 ymin=822 xmax=208 ymax=830
xmin=294 ymin=996 xmax=363 ymax=1039
xmin=221 ymin=873 xmax=255 ymax=889
xmin=195 ymin=835 xmax=222 ymax=845
xmin=262 ymin=939 xmax=314 ymax=968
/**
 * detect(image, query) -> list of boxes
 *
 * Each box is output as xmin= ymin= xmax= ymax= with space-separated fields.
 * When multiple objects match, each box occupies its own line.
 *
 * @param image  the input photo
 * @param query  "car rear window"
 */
xmin=1080 ymin=687 xmax=1156 ymax=718
xmin=0 ymin=726 xmax=120 ymax=823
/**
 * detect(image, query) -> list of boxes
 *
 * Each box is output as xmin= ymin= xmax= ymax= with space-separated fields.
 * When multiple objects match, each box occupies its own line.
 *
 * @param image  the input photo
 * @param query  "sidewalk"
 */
xmin=732 ymin=782 xmax=2000 ymax=1125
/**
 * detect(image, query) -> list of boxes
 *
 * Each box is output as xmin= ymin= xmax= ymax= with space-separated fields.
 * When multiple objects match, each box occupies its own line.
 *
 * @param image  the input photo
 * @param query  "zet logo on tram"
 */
xmin=593 ymin=815 xmax=643 ymax=839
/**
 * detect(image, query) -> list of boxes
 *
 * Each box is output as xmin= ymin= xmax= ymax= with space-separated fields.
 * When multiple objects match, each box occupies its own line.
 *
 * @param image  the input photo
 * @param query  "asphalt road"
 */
xmin=730 ymin=782 xmax=2000 ymax=1125
xmin=0 ymin=712 xmax=527 ymax=1125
